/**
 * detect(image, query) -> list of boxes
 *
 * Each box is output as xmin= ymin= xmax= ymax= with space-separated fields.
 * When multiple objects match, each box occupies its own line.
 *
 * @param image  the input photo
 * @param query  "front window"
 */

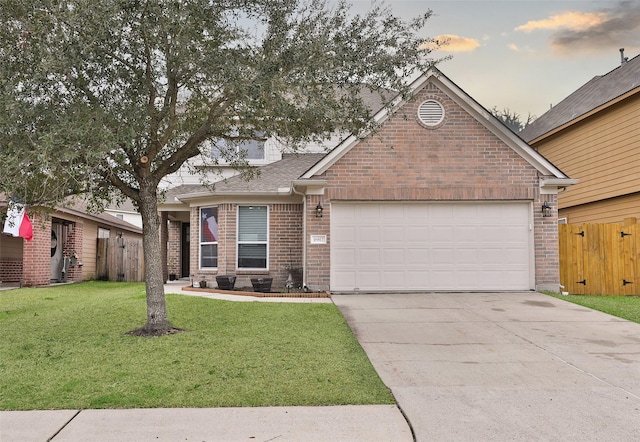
xmin=211 ymin=131 xmax=266 ymax=161
xmin=237 ymin=206 xmax=268 ymax=269
xmin=200 ymin=207 xmax=218 ymax=268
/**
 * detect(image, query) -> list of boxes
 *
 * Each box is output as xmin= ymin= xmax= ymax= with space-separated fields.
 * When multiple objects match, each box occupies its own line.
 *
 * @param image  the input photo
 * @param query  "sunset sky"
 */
xmin=351 ymin=0 xmax=640 ymax=120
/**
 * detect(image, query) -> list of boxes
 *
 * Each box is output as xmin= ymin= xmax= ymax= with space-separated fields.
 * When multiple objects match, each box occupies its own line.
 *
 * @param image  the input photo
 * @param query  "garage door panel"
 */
xmin=430 ymin=248 xmax=454 ymax=266
xmin=406 ymin=248 xmax=430 ymax=265
xmin=405 ymin=226 xmax=429 ymax=242
xmin=333 ymin=248 xmax=356 ymax=266
xmin=381 ymin=226 xmax=406 ymax=243
xmin=332 ymin=225 xmax=356 ymax=242
xmin=384 ymin=249 xmax=405 ymax=265
xmin=358 ymin=248 xmax=381 ymax=266
xmin=331 ymin=202 xmax=532 ymax=292
xmin=430 ymin=226 xmax=454 ymax=242
xmin=359 ymin=226 xmax=380 ymax=243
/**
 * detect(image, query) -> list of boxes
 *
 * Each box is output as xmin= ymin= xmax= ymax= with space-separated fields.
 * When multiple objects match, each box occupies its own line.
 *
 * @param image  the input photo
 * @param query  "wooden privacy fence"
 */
xmin=559 ymin=219 xmax=640 ymax=295
xmin=96 ymin=237 xmax=144 ymax=282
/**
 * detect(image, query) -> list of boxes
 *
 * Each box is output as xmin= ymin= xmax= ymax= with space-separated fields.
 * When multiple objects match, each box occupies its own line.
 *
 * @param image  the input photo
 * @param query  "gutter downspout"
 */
xmin=290 ymin=183 xmax=308 ymax=290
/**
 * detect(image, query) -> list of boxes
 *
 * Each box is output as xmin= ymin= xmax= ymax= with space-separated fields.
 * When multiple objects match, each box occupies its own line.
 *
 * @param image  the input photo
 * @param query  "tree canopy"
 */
xmin=0 ymin=0 xmax=442 ymax=334
xmin=490 ymin=107 xmax=536 ymax=133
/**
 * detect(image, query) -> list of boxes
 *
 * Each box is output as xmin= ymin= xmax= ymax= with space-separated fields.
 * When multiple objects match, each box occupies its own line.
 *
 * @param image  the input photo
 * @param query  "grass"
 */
xmin=0 ymin=281 xmax=394 ymax=411
xmin=544 ymin=291 xmax=640 ymax=324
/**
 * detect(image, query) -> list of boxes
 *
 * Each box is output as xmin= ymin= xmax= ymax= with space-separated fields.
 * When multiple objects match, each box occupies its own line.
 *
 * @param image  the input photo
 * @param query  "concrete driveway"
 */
xmin=333 ymin=292 xmax=640 ymax=441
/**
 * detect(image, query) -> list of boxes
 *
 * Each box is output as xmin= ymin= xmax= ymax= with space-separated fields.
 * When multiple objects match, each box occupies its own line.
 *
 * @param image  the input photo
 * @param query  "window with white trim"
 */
xmin=200 ymin=207 xmax=219 ymax=268
xmin=237 ymin=206 xmax=268 ymax=269
xmin=210 ymin=131 xmax=266 ymax=161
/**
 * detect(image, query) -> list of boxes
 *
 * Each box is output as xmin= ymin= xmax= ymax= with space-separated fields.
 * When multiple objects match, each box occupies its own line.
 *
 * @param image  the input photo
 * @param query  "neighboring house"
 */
xmin=104 ymin=198 xmax=143 ymax=228
xmin=0 ymin=200 xmax=142 ymax=287
xmin=159 ymin=69 xmax=575 ymax=293
xmin=520 ymin=51 xmax=640 ymax=224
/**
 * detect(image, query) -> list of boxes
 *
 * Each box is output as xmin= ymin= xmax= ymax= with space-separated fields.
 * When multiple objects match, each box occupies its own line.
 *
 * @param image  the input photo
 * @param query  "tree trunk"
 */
xmin=134 ymin=187 xmax=173 ymax=336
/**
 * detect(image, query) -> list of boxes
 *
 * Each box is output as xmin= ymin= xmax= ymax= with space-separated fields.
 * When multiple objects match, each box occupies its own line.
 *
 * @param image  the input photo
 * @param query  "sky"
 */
xmin=350 ymin=0 xmax=640 ymax=120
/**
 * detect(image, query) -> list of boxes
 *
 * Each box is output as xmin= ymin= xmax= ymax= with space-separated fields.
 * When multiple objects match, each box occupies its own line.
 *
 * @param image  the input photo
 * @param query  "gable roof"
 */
xmin=521 ymin=53 xmax=640 ymax=143
xmin=58 ymin=199 xmax=143 ymax=234
xmin=302 ymin=69 xmax=573 ymax=182
xmin=173 ymin=153 xmax=325 ymax=201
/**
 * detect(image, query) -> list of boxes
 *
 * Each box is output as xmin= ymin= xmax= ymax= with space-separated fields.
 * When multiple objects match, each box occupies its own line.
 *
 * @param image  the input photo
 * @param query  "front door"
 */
xmin=181 ymin=222 xmax=190 ymax=278
xmin=50 ymin=223 xmax=63 ymax=281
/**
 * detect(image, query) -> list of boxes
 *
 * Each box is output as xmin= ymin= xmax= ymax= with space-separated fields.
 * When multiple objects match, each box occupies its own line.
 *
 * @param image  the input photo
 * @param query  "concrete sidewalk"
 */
xmin=0 ymin=405 xmax=412 ymax=442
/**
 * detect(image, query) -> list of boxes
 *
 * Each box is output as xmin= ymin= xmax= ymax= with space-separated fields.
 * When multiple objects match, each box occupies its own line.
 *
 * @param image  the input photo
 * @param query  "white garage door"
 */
xmin=330 ymin=202 xmax=533 ymax=292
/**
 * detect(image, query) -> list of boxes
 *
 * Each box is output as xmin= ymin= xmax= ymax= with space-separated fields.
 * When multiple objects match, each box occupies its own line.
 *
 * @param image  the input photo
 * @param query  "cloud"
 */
xmin=515 ymin=1 xmax=640 ymax=53
xmin=507 ymin=43 xmax=535 ymax=54
xmin=515 ymin=11 xmax=607 ymax=33
xmin=423 ymin=34 xmax=481 ymax=52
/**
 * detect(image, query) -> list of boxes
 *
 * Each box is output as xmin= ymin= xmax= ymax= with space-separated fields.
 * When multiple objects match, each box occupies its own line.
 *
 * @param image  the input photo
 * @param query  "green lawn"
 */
xmin=0 ymin=282 xmax=393 ymax=410
xmin=544 ymin=292 xmax=640 ymax=324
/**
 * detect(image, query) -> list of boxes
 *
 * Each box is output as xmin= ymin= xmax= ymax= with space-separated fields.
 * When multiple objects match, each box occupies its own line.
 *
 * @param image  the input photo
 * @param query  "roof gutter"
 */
xmin=540 ymin=177 xmax=579 ymax=195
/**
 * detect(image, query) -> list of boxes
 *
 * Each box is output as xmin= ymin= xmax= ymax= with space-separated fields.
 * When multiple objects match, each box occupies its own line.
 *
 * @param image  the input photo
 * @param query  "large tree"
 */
xmin=0 ymin=0 xmax=440 ymax=335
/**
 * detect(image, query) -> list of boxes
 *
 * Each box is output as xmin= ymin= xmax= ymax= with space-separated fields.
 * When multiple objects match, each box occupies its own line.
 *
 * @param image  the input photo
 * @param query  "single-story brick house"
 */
xmin=160 ymin=70 xmax=576 ymax=293
xmin=0 ymin=200 xmax=142 ymax=287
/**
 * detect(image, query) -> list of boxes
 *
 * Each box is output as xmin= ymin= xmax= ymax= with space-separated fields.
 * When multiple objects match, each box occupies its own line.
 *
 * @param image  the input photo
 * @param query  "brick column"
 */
xmin=305 ymin=195 xmax=330 ymax=292
xmin=63 ymin=222 xmax=84 ymax=282
xmin=22 ymin=214 xmax=52 ymax=286
xmin=167 ymin=220 xmax=181 ymax=278
xmin=535 ymin=194 xmax=560 ymax=292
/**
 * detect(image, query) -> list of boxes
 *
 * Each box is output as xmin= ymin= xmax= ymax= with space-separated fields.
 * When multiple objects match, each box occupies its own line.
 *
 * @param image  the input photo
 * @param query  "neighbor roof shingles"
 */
xmin=520 ymin=53 xmax=640 ymax=142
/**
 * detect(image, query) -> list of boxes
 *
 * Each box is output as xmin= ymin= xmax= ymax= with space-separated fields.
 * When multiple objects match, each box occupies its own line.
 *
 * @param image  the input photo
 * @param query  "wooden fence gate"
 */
xmin=96 ymin=237 xmax=144 ymax=282
xmin=559 ymin=218 xmax=640 ymax=295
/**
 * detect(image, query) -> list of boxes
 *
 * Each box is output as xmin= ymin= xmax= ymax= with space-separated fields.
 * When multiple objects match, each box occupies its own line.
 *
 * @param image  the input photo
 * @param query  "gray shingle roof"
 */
xmin=520 ymin=53 xmax=640 ymax=142
xmin=168 ymin=153 xmax=325 ymax=200
xmin=213 ymin=153 xmax=325 ymax=193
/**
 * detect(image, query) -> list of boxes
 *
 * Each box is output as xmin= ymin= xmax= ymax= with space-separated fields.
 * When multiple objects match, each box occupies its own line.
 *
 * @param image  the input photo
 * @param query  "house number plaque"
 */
xmin=310 ymin=235 xmax=327 ymax=244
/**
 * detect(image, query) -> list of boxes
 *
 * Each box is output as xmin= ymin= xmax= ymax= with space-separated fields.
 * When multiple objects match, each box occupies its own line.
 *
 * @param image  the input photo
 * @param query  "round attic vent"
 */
xmin=417 ymin=99 xmax=445 ymax=127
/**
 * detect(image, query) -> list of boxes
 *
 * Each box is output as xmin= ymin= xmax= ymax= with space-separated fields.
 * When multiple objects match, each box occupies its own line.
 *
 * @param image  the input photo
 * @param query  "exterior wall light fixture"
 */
xmin=542 ymin=201 xmax=552 ymax=217
xmin=315 ymin=203 xmax=324 ymax=218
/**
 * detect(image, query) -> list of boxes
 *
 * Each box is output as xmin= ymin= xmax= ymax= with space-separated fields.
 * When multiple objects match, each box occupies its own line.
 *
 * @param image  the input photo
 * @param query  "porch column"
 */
xmin=22 ymin=214 xmax=52 ymax=286
xmin=160 ymin=211 xmax=169 ymax=283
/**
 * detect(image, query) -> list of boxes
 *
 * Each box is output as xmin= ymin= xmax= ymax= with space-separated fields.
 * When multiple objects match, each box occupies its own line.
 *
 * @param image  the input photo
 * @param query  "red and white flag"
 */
xmin=3 ymin=202 xmax=33 ymax=241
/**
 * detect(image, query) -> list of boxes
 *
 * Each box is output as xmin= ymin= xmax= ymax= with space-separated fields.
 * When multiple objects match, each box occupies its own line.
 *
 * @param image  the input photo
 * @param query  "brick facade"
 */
xmin=61 ymin=221 xmax=84 ymax=282
xmin=22 ymin=215 xmax=52 ymax=286
xmin=190 ymin=203 xmax=304 ymax=291
xmin=184 ymin=79 xmax=564 ymax=293
xmin=304 ymin=82 xmax=559 ymax=291
xmin=0 ymin=258 xmax=23 ymax=283
xmin=15 ymin=216 xmax=85 ymax=287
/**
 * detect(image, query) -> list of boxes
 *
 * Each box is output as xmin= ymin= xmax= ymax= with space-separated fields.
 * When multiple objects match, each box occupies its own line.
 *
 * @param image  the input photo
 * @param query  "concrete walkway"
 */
xmin=333 ymin=292 xmax=640 ymax=441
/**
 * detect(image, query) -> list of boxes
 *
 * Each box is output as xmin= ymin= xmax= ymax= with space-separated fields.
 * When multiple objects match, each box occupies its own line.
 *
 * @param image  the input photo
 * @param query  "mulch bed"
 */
xmin=181 ymin=286 xmax=331 ymax=298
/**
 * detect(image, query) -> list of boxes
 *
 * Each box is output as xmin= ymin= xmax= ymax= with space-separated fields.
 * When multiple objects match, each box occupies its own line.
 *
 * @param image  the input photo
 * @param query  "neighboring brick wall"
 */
xmin=0 ymin=258 xmax=23 ymax=282
xmin=305 ymin=81 xmax=557 ymax=291
xmin=62 ymin=222 xmax=83 ymax=282
xmin=22 ymin=215 xmax=52 ymax=287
